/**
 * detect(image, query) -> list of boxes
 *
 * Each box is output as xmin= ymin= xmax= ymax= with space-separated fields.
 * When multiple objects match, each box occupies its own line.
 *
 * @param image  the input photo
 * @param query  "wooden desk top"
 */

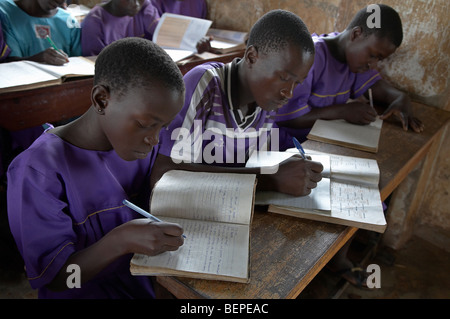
xmin=157 ymin=101 xmax=450 ymax=299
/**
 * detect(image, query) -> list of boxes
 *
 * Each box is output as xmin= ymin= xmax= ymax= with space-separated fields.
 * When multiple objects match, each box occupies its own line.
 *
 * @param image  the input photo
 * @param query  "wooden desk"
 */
xmin=156 ymin=101 xmax=450 ymax=298
xmin=0 ymin=51 xmax=244 ymax=132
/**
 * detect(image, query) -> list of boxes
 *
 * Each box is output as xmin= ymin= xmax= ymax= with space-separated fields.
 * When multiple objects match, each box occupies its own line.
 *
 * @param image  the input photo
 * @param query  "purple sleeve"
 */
xmin=158 ymin=63 xmax=224 ymax=160
xmin=139 ymin=0 xmax=160 ymax=40
xmin=7 ymin=163 xmax=77 ymax=289
xmin=351 ymin=70 xmax=382 ymax=98
xmin=81 ymin=7 xmax=106 ymax=56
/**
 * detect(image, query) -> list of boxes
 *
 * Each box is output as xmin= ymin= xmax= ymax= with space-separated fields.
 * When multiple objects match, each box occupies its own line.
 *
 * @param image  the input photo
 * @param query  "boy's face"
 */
xmin=99 ymin=84 xmax=184 ymax=161
xmin=346 ymin=31 xmax=397 ymax=73
xmin=115 ymin=0 xmax=143 ymax=16
xmin=247 ymin=44 xmax=314 ymax=112
xmin=38 ymin=0 xmax=66 ymax=12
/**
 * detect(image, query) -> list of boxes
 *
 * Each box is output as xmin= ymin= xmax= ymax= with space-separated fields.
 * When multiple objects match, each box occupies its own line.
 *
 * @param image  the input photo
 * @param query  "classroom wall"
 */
xmin=206 ymin=0 xmax=450 ymax=250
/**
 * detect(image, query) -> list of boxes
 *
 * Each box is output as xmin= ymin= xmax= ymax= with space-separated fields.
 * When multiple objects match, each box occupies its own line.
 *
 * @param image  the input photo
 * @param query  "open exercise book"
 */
xmin=207 ymin=28 xmax=247 ymax=54
xmin=0 ymin=57 xmax=95 ymax=93
xmin=246 ymin=149 xmax=386 ymax=233
xmin=307 ymin=118 xmax=383 ymax=153
xmin=130 ymin=170 xmax=257 ymax=283
xmin=153 ymin=13 xmax=212 ymax=62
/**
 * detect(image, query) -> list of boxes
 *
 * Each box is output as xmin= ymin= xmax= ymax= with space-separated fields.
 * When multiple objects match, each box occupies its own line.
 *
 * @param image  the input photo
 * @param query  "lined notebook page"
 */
xmin=330 ymin=181 xmax=385 ymax=227
xmin=255 ymin=177 xmax=331 ymax=212
xmin=150 ymin=170 xmax=256 ymax=225
xmin=131 ymin=217 xmax=249 ymax=279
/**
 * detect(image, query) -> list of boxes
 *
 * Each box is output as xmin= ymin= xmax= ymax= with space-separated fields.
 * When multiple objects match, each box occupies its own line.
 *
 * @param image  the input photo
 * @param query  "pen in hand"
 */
xmin=368 ymin=88 xmax=374 ymax=109
xmin=292 ymin=137 xmax=307 ymax=160
xmin=122 ymin=199 xmax=186 ymax=238
xmin=45 ymin=35 xmax=69 ymax=61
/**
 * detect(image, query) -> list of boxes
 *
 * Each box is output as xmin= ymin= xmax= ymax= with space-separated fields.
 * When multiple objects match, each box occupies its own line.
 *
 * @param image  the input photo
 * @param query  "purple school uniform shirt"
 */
xmin=151 ymin=0 xmax=207 ymax=18
xmin=159 ymin=59 xmax=293 ymax=166
xmin=275 ymin=32 xmax=382 ymax=144
xmin=7 ymin=132 xmax=158 ymax=298
xmin=81 ymin=0 xmax=159 ymax=56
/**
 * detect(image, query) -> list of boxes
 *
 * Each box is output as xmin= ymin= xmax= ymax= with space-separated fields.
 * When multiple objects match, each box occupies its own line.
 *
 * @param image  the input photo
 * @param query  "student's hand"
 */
xmin=31 ymin=48 xmax=70 ymax=65
xmin=379 ymin=94 xmax=424 ymax=133
xmin=268 ymin=157 xmax=323 ymax=196
xmin=196 ymin=36 xmax=212 ymax=54
xmin=117 ymin=219 xmax=184 ymax=256
xmin=342 ymin=101 xmax=378 ymax=125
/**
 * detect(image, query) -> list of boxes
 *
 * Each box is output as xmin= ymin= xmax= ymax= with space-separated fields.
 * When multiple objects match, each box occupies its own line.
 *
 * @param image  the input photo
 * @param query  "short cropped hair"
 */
xmin=94 ymin=37 xmax=185 ymax=98
xmin=346 ymin=4 xmax=403 ymax=47
xmin=247 ymin=9 xmax=314 ymax=56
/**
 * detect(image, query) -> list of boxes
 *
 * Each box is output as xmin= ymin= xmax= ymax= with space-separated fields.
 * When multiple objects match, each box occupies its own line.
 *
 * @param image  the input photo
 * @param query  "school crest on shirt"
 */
xmin=34 ymin=25 xmax=51 ymax=39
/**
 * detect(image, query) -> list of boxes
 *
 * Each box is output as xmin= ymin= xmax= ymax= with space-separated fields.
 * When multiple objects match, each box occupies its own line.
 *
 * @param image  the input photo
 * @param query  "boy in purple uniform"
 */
xmin=7 ymin=38 xmax=185 ymax=298
xmin=275 ymin=4 xmax=424 ymax=287
xmin=81 ymin=0 xmax=160 ymax=56
xmin=276 ymin=4 xmax=423 ymax=146
xmin=154 ymin=10 xmax=323 ymax=197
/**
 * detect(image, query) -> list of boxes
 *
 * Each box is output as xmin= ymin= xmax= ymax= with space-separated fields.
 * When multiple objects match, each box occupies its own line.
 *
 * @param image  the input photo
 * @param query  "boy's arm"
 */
xmin=370 ymin=79 xmax=424 ymax=132
xmin=46 ymin=218 xmax=184 ymax=291
xmin=277 ymin=100 xmax=378 ymax=128
xmin=151 ymin=153 xmax=324 ymax=197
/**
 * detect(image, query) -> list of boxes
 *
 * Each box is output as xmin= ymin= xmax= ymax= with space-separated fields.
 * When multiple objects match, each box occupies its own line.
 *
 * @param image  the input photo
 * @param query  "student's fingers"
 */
xmin=53 ymin=49 xmax=69 ymax=63
xmin=306 ymin=159 xmax=324 ymax=173
xmin=410 ymin=117 xmax=424 ymax=133
xmin=379 ymin=107 xmax=395 ymax=120
xmin=366 ymin=108 xmax=378 ymax=122
xmin=122 ymin=219 xmax=184 ymax=254
xmin=46 ymin=48 xmax=69 ymax=65
xmin=159 ymin=222 xmax=185 ymax=238
xmin=57 ymin=49 xmax=69 ymax=59
xmin=399 ymin=112 xmax=408 ymax=131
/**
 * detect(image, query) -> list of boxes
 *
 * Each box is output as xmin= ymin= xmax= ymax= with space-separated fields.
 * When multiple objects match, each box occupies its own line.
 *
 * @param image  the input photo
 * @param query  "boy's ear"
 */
xmin=91 ymin=85 xmax=110 ymax=114
xmin=350 ymin=26 xmax=364 ymax=41
xmin=244 ymin=45 xmax=259 ymax=67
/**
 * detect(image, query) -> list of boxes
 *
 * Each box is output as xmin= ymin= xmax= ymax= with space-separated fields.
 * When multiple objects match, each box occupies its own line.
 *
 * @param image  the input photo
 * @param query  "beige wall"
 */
xmin=207 ymin=0 xmax=449 ymax=109
xmin=207 ymin=0 xmax=450 ymax=249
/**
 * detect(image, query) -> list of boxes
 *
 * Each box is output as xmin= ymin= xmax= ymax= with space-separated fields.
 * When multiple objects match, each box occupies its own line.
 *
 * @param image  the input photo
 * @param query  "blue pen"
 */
xmin=123 ymin=199 xmax=186 ymax=238
xmin=292 ymin=137 xmax=307 ymax=160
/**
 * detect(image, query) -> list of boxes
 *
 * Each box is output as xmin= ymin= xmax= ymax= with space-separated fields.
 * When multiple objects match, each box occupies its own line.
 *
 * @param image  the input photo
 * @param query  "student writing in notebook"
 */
xmin=81 ymin=0 xmax=160 ymax=56
xmin=153 ymin=9 xmax=323 ymax=197
xmin=275 ymin=4 xmax=424 ymax=146
xmin=7 ymin=38 xmax=185 ymax=298
xmin=0 ymin=0 xmax=81 ymax=65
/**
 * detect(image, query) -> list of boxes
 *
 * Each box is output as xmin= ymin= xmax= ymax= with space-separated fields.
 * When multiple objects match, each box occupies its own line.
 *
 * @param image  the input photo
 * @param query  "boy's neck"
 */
xmin=50 ymin=108 xmax=113 ymax=151
xmin=102 ymin=0 xmax=127 ymax=17
xmin=233 ymin=59 xmax=257 ymax=116
xmin=323 ymin=31 xmax=348 ymax=64
xmin=15 ymin=0 xmax=58 ymax=17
